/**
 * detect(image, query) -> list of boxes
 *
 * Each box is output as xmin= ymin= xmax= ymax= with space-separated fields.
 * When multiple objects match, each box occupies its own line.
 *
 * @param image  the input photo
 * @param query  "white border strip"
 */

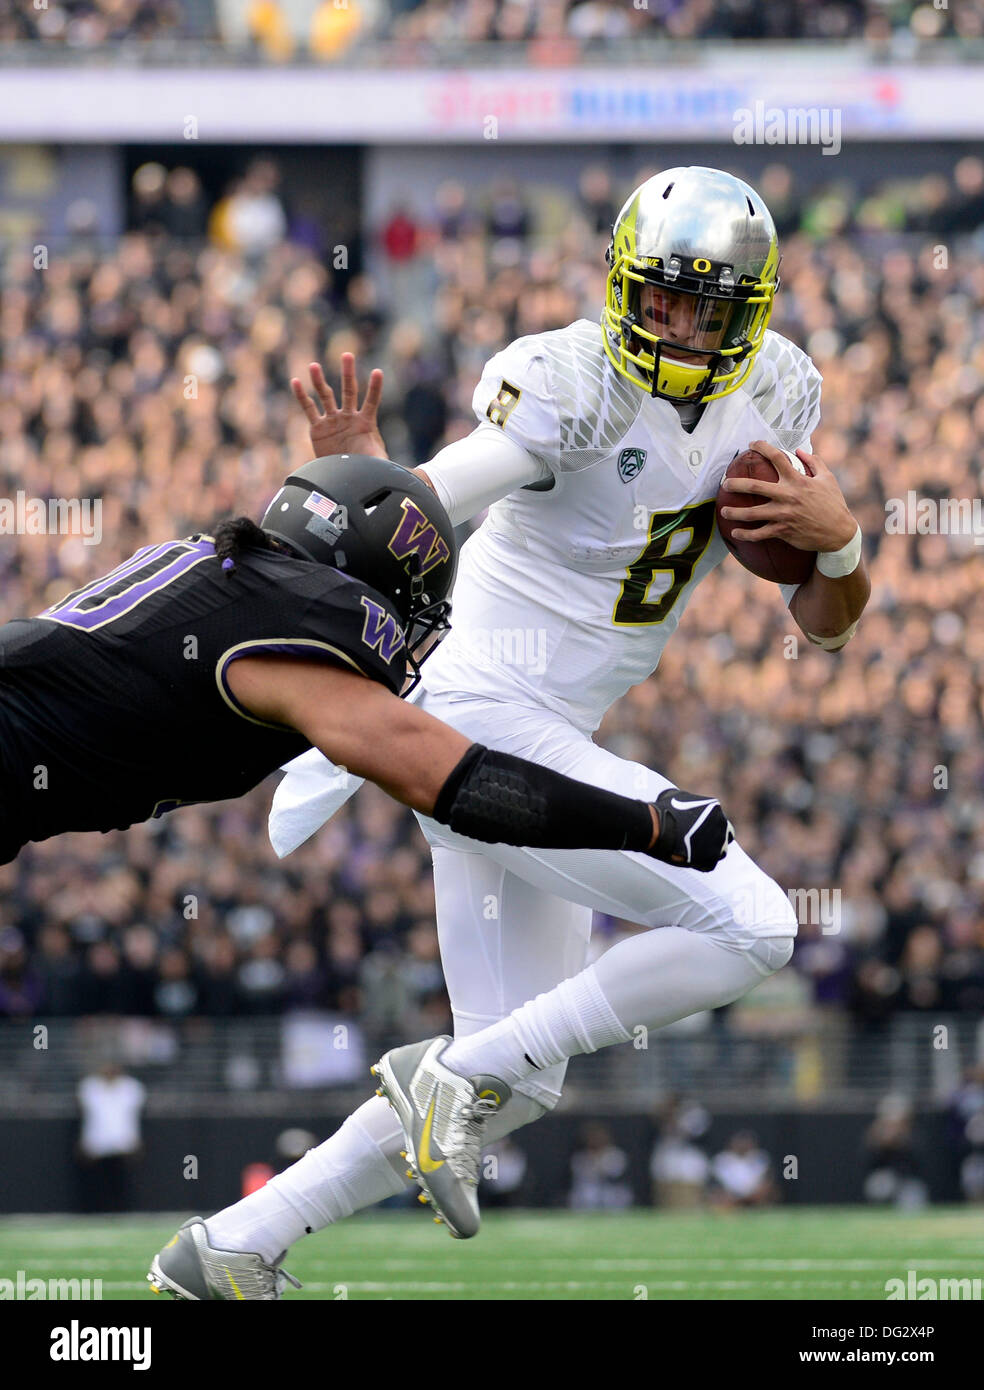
xmin=1 ymin=65 xmax=983 ymax=142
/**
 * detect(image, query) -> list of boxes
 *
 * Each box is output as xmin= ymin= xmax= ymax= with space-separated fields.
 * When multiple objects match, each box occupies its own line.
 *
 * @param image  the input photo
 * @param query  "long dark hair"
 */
xmin=212 ymin=516 xmax=280 ymax=572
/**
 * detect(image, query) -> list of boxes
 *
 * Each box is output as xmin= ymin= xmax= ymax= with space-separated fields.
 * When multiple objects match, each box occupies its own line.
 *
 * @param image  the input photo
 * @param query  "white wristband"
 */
xmin=816 ymin=523 xmax=862 ymax=579
xmin=807 ymin=620 xmax=859 ymax=651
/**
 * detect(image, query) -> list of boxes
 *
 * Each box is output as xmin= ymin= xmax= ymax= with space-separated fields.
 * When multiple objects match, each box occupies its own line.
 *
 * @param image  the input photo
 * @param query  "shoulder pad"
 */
xmin=472 ymin=335 xmax=558 ymax=470
xmin=741 ymin=331 xmax=823 ymax=451
xmin=474 ymin=321 xmax=643 ymax=475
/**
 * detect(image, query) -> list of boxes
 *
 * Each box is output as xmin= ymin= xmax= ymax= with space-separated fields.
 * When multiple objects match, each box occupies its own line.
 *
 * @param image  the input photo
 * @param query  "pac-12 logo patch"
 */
xmin=617 ymin=447 xmax=647 ymax=483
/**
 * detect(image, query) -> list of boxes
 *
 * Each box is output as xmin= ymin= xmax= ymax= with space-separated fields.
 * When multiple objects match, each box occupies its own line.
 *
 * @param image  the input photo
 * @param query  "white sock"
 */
xmin=441 ymin=965 xmax=629 ymax=1085
xmin=441 ymin=927 xmax=766 ymax=1086
xmin=205 ymin=1096 xmax=407 ymax=1263
xmin=204 ymin=1090 xmax=552 ymax=1264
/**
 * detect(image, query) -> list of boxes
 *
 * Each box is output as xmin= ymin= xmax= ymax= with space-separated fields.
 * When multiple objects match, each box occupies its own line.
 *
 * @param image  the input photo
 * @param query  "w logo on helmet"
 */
xmin=388 ymin=498 xmax=451 ymax=577
xmin=360 ymin=596 xmax=406 ymax=663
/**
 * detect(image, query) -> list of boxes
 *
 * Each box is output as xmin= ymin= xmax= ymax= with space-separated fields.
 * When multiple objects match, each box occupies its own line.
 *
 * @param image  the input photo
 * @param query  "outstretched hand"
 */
xmin=290 ymin=352 xmax=388 ymax=460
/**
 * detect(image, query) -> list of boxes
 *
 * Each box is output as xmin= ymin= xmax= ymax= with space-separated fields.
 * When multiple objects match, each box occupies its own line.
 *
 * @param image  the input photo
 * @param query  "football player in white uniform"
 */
xmin=184 ymin=167 xmax=869 ymax=1287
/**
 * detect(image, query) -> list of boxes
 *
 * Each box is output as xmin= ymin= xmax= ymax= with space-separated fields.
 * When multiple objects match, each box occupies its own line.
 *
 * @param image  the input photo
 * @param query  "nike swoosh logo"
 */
xmin=418 ymin=1096 xmax=445 ymax=1174
xmin=669 ymin=797 xmax=716 ymax=862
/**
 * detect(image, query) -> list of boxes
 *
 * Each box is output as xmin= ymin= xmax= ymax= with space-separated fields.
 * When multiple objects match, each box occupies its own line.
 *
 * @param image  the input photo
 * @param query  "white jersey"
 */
xmin=420 ymin=319 xmax=822 ymax=734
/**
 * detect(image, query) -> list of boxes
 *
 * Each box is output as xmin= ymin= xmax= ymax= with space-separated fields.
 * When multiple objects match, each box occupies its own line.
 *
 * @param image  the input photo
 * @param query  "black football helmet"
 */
xmin=261 ymin=455 xmax=457 ymax=691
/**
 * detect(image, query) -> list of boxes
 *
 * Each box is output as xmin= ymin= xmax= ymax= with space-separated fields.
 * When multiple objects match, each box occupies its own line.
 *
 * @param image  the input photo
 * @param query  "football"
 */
xmin=715 ymin=448 xmax=816 ymax=585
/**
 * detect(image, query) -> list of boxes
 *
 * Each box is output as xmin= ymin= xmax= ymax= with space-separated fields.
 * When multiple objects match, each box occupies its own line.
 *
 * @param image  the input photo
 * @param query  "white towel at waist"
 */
xmin=268 ymin=749 xmax=364 ymax=858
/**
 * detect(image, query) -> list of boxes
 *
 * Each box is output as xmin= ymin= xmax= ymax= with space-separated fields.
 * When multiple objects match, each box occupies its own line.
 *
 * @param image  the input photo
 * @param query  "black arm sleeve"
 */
xmin=432 ymin=743 xmax=654 ymax=852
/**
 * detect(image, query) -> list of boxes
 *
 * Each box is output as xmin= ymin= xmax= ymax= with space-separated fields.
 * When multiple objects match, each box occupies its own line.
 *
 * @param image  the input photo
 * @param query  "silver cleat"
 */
xmin=147 ymin=1217 xmax=302 ymax=1300
xmin=372 ymin=1035 xmax=511 ymax=1239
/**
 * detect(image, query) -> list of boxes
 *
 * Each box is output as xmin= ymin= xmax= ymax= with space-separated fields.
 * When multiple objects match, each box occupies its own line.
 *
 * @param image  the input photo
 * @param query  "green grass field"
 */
xmin=1 ymin=1207 xmax=982 ymax=1300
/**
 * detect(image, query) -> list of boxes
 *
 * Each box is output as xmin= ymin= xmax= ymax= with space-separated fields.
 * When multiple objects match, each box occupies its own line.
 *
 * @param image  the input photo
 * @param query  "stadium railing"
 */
xmin=1 ymin=1013 xmax=979 ymax=1117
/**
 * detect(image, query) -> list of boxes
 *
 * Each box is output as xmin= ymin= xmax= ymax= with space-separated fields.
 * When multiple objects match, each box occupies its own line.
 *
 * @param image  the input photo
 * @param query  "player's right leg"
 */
xmin=194 ymin=1093 xmax=411 ymax=1272
xmin=372 ymin=692 xmax=797 ymax=1233
xmin=186 ymin=849 xmax=577 ymax=1269
xmin=372 ymin=849 xmax=591 ymax=1234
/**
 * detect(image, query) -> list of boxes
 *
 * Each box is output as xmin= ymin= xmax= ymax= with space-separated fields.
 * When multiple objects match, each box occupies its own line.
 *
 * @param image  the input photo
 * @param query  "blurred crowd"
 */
xmin=0 ymin=0 xmax=196 ymax=45
xmin=1 ymin=151 xmax=984 ymax=1044
xmin=368 ymin=0 xmax=984 ymax=48
xmin=4 ymin=0 xmax=984 ymax=55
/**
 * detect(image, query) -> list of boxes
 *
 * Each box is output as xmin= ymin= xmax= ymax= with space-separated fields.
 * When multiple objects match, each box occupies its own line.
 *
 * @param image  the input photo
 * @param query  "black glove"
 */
xmin=647 ymin=787 xmax=735 ymax=872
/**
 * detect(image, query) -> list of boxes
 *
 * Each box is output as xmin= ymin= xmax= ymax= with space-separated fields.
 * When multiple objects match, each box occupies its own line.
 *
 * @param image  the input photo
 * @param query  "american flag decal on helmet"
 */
xmin=387 ymin=498 xmax=450 ymax=577
xmin=303 ymin=492 xmax=341 ymax=521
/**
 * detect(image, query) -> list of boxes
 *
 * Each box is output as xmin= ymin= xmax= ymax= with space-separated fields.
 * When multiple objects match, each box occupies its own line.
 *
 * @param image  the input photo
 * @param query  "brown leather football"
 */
xmin=715 ymin=448 xmax=816 ymax=585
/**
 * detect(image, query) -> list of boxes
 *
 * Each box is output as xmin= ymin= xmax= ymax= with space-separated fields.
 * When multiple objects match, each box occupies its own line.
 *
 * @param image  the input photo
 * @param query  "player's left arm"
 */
xmin=720 ymin=437 xmax=870 ymax=650
xmin=290 ymin=352 xmax=548 ymax=526
xmin=414 ymin=425 xmax=548 ymax=526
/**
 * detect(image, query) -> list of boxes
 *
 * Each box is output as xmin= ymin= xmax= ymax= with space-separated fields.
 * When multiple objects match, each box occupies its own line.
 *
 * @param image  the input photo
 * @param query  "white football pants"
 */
xmin=412 ymin=689 xmax=797 ymax=1111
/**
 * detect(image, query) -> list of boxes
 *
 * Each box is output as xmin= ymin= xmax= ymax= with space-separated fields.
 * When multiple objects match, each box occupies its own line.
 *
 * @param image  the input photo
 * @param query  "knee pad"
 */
xmin=728 ymin=870 xmax=798 ymax=943
xmin=748 ymin=935 xmax=795 ymax=976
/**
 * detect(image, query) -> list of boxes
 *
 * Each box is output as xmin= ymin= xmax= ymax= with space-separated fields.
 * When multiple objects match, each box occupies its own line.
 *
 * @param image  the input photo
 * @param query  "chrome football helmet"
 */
xmin=602 ymin=166 xmax=780 ymax=405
